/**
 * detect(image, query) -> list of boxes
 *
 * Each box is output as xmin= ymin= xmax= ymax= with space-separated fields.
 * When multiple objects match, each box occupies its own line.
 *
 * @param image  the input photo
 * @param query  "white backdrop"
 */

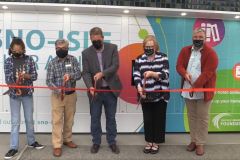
xmin=0 ymin=12 xmax=155 ymax=133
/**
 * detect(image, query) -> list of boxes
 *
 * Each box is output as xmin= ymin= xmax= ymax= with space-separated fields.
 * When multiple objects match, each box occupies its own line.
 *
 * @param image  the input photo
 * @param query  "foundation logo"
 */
xmin=212 ymin=113 xmax=231 ymax=129
xmin=194 ymin=19 xmax=225 ymax=47
xmin=212 ymin=113 xmax=240 ymax=129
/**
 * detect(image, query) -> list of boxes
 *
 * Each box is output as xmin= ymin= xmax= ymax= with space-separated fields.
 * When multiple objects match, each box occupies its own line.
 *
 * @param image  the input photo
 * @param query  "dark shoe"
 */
xmin=28 ymin=141 xmax=45 ymax=150
xmin=196 ymin=145 xmax=204 ymax=156
xmin=186 ymin=142 xmax=196 ymax=152
xmin=91 ymin=144 xmax=100 ymax=154
xmin=63 ymin=141 xmax=77 ymax=148
xmin=143 ymin=143 xmax=152 ymax=154
xmin=53 ymin=148 xmax=62 ymax=157
xmin=150 ymin=145 xmax=159 ymax=154
xmin=4 ymin=149 xmax=18 ymax=159
xmin=109 ymin=144 xmax=120 ymax=154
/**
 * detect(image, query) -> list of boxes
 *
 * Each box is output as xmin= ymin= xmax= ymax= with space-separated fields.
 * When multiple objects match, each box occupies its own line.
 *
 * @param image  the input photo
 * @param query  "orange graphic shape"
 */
xmin=118 ymin=43 xmax=144 ymax=104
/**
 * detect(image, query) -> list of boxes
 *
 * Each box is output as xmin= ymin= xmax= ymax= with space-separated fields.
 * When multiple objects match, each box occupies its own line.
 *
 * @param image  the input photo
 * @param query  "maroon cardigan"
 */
xmin=176 ymin=44 xmax=219 ymax=101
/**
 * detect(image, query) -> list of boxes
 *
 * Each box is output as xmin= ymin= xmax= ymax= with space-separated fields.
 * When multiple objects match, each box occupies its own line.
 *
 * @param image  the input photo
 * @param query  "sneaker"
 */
xmin=4 ymin=149 xmax=18 ymax=159
xmin=28 ymin=141 xmax=45 ymax=150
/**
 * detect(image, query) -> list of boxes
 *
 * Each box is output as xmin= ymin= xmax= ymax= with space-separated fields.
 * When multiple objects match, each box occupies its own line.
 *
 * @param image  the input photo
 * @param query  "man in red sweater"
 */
xmin=176 ymin=27 xmax=218 ymax=156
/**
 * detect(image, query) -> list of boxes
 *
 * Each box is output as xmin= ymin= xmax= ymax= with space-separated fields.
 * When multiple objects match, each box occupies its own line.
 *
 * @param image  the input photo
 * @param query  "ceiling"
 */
xmin=0 ymin=2 xmax=239 ymax=20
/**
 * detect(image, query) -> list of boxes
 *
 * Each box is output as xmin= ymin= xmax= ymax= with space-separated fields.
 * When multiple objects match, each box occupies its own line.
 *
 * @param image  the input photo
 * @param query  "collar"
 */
xmin=57 ymin=54 xmax=70 ymax=62
xmin=95 ymin=44 xmax=105 ymax=53
xmin=191 ymin=45 xmax=203 ymax=52
xmin=142 ymin=52 xmax=157 ymax=61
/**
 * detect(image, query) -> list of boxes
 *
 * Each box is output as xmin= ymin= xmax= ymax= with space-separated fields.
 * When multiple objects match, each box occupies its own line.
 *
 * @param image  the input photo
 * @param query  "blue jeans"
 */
xmin=90 ymin=91 xmax=117 ymax=145
xmin=10 ymin=95 xmax=35 ymax=150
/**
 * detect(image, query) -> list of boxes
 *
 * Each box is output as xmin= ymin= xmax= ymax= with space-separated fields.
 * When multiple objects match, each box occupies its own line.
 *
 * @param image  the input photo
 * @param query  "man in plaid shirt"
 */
xmin=46 ymin=38 xmax=81 ymax=157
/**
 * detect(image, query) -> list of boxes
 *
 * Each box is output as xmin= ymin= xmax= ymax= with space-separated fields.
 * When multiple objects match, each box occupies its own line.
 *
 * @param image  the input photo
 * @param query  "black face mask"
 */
xmin=92 ymin=40 xmax=103 ymax=50
xmin=144 ymin=48 xmax=155 ymax=56
xmin=12 ymin=52 xmax=24 ymax=58
xmin=193 ymin=40 xmax=204 ymax=48
xmin=56 ymin=49 xmax=68 ymax=58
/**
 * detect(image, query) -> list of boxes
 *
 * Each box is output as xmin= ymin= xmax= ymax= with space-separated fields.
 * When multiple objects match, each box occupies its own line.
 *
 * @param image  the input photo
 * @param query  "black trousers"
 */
xmin=141 ymin=100 xmax=167 ymax=143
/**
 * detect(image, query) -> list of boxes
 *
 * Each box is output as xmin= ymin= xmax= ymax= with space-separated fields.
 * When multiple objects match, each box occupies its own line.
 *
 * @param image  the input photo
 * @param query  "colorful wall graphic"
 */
xmin=0 ymin=12 xmax=239 ymax=132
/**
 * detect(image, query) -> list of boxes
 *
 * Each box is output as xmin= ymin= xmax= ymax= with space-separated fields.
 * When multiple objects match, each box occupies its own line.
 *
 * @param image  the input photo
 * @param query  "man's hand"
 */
xmin=137 ymin=86 xmax=146 ymax=99
xmin=15 ymin=89 xmax=22 ymax=96
xmin=53 ymin=89 xmax=61 ymax=95
xmin=22 ymin=73 xmax=31 ymax=80
xmin=94 ymin=72 xmax=103 ymax=81
xmin=63 ymin=74 xmax=71 ymax=82
xmin=89 ymin=87 xmax=95 ymax=96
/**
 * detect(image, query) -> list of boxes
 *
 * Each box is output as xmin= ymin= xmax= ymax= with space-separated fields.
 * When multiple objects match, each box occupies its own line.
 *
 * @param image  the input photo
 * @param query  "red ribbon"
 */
xmin=1 ymin=84 xmax=240 ymax=93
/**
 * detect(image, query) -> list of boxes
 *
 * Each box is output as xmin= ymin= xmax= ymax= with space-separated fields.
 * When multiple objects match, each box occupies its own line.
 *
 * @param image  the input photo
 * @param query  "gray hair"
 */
xmin=55 ymin=38 xmax=69 ymax=47
xmin=193 ymin=27 xmax=206 ymax=36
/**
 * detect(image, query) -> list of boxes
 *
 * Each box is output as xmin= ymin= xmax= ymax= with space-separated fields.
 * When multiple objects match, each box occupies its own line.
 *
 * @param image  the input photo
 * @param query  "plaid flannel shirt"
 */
xmin=46 ymin=55 xmax=81 ymax=94
xmin=4 ymin=55 xmax=38 ymax=98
